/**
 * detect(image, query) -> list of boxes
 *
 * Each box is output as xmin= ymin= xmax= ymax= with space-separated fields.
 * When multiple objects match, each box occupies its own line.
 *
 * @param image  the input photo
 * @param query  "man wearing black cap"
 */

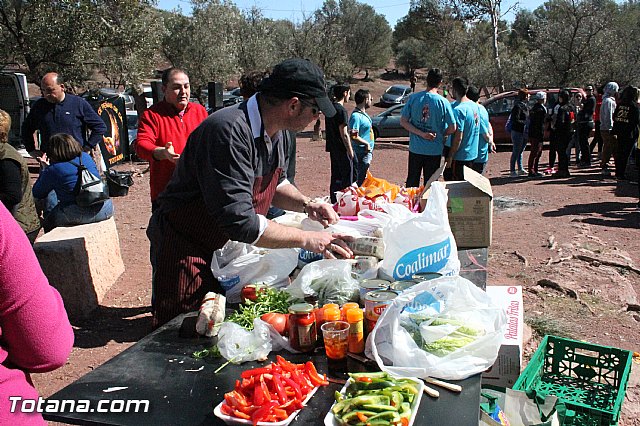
xmin=147 ymin=58 xmax=353 ymax=327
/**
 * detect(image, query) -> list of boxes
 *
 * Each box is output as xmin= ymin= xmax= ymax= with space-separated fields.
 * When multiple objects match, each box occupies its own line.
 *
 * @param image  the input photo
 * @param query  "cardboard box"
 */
xmin=482 ymin=285 xmax=524 ymax=388
xmin=420 ymin=166 xmax=493 ymax=248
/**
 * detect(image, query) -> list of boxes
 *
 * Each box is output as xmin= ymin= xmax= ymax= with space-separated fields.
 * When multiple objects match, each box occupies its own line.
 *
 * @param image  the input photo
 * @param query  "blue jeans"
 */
xmin=41 ymin=191 xmax=114 ymax=232
xmin=353 ymin=150 xmax=372 ymax=186
xmin=510 ymin=131 xmax=527 ymax=173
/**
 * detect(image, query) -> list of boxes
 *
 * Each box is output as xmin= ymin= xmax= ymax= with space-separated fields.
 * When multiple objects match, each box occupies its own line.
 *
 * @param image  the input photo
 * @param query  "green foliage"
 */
xmin=162 ymin=0 xmax=242 ymax=98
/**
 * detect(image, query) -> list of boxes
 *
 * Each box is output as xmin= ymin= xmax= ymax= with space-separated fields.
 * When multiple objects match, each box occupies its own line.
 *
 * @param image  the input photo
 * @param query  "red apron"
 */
xmin=151 ymin=168 xmax=282 ymax=327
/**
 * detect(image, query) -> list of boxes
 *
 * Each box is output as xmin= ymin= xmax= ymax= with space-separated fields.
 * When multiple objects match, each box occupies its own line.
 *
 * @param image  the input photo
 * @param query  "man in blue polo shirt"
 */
xmin=400 ymin=68 xmax=456 ymax=187
xmin=467 ymin=85 xmax=494 ymax=174
xmin=23 ymin=72 xmax=107 ymax=161
xmin=446 ymin=77 xmax=480 ymax=180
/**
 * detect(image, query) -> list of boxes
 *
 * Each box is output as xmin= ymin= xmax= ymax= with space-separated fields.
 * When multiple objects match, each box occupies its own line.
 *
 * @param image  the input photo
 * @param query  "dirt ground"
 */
xmin=32 ymin=74 xmax=640 ymax=425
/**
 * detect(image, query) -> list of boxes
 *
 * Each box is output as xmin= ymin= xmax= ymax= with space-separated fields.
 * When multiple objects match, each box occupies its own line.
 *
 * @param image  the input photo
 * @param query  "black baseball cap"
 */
xmin=259 ymin=58 xmax=336 ymax=117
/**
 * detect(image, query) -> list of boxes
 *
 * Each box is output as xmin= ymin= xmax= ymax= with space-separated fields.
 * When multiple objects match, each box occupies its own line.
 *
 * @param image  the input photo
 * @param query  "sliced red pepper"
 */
xmin=401 ymin=417 xmax=409 ymax=426
xmin=356 ymin=412 xmax=369 ymax=422
xmin=291 ymin=369 xmax=312 ymax=393
xmin=251 ymin=400 xmax=278 ymax=426
xmin=273 ymin=408 xmax=288 ymax=420
xmin=305 ymin=361 xmax=329 ymax=386
xmin=260 ymin=374 xmax=272 ymax=401
xmin=276 ymin=355 xmax=298 ymax=372
xmin=272 ymin=373 xmax=288 ymax=405
xmin=283 ymin=376 xmax=303 ymax=401
xmin=220 ymin=403 xmax=234 ymax=416
xmin=225 ymin=390 xmax=250 ymax=409
xmin=233 ymin=409 xmax=251 ymax=420
xmin=240 ymin=366 xmax=272 ymax=379
xmin=253 ymin=381 xmax=264 ymax=406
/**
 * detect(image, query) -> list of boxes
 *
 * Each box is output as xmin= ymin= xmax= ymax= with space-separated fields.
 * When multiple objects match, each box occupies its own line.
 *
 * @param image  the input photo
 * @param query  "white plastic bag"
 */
xmin=217 ymin=318 xmax=273 ymax=363
xmin=211 ymin=241 xmax=298 ymax=303
xmin=366 ymin=276 xmax=507 ymax=380
xmin=377 ymin=182 xmax=460 ymax=280
xmin=286 ymin=259 xmax=359 ymax=306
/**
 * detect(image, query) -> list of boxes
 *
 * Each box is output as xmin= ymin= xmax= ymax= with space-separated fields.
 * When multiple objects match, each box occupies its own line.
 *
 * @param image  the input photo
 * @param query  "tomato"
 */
xmin=261 ymin=312 xmax=288 ymax=335
xmin=240 ymin=284 xmax=266 ymax=303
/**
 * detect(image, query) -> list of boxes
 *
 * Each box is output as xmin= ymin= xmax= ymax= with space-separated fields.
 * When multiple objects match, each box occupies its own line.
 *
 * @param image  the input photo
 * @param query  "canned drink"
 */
xmin=390 ymin=280 xmax=419 ymax=293
xmin=364 ymin=290 xmax=397 ymax=334
xmin=359 ymin=279 xmax=390 ymax=304
xmin=411 ymin=272 xmax=442 ymax=282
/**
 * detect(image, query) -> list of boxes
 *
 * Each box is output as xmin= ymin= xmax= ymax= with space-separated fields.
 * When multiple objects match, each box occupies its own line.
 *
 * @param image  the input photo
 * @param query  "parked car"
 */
xmin=0 ymin=72 xmax=30 ymax=148
xmin=379 ymin=84 xmax=412 ymax=106
xmin=371 ymin=104 xmax=409 ymax=140
xmin=482 ymin=88 xmax=586 ymax=145
xmin=223 ymin=89 xmax=242 ymax=107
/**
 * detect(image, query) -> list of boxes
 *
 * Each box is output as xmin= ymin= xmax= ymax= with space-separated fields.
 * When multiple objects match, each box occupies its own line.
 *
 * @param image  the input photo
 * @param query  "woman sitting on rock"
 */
xmin=33 ymin=133 xmax=113 ymax=232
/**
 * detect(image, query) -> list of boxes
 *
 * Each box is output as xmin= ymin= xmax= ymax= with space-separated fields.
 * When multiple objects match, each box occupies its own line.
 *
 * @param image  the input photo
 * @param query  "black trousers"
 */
xmin=578 ymin=122 xmax=594 ymax=164
xmin=329 ymin=149 xmax=354 ymax=203
xmin=556 ymin=131 xmax=571 ymax=172
xmin=406 ymin=152 xmax=442 ymax=187
xmin=590 ymin=121 xmax=602 ymax=153
xmin=615 ymin=136 xmax=635 ymax=179
xmin=548 ymin=129 xmax=558 ymax=169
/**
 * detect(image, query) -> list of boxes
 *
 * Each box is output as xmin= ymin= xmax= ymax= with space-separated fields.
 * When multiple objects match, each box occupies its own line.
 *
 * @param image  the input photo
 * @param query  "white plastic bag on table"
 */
xmin=376 ymin=182 xmax=460 ymax=280
xmin=210 ymin=240 xmax=298 ymax=303
xmin=217 ymin=318 xmax=273 ymax=362
xmin=286 ymin=259 xmax=359 ymax=306
xmin=366 ymin=276 xmax=506 ymax=380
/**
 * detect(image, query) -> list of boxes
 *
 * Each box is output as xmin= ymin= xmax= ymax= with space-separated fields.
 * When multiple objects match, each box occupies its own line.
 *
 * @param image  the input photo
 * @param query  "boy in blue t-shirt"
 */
xmin=446 ymin=77 xmax=480 ymax=181
xmin=401 ymin=68 xmax=456 ymax=187
xmin=466 ymin=86 xmax=494 ymax=174
xmin=348 ymin=89 xmax=374 ymax=186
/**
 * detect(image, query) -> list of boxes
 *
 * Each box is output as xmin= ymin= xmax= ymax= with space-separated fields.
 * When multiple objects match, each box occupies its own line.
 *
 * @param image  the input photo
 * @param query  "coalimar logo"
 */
xmin=393 ymin=238 xmax=451 ymax=280
xmin=298 ymin=249 xmax=323 ymax=262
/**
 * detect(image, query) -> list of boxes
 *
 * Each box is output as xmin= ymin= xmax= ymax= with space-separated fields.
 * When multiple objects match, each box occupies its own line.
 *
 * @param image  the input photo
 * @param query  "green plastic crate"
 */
xmin=513 ymin=335 xmax=633 ymax=426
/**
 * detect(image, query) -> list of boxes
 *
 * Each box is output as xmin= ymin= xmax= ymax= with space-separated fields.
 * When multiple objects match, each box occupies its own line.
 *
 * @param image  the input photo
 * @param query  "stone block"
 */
xmin=34 ymin=217 xmax=125 ymax=320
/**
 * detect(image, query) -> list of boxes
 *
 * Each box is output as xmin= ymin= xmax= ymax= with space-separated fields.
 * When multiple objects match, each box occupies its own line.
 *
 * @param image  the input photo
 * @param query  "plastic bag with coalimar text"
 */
xmin=374 ymin=181 xmax=460 ymax=281
xmin=365 ymin=276 xmax=507 ymax=381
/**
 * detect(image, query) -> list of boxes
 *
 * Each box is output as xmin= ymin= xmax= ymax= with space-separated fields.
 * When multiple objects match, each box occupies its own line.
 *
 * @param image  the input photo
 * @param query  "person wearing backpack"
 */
xmin=508 ymin=89 xmax=530 ymax=177
xmin=32 ymin=133 xmax=113 ymax=232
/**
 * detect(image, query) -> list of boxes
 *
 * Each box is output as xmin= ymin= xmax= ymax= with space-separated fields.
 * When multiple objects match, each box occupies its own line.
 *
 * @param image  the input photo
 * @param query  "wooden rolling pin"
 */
xmin=423 ymin=377 xmax=463 ymax=393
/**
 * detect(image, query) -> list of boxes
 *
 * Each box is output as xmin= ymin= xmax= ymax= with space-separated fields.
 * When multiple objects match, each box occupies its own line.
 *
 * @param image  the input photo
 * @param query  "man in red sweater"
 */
xmin=135 ymin=68 xmax=208 ymax=204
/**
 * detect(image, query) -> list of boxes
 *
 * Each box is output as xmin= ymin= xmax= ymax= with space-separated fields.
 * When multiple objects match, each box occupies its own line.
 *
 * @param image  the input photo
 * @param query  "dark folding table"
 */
xmin=44 ymin=248 xmax=487 ymax=426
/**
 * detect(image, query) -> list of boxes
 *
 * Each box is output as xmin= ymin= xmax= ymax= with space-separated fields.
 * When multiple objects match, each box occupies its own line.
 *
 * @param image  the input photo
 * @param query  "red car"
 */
xmin=482 ymin=88 xmax=587 ymax=145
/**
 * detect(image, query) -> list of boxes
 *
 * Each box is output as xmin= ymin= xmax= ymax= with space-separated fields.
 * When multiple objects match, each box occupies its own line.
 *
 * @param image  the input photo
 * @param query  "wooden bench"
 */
xmin=34 ymin=217 xmax=125 ymax=320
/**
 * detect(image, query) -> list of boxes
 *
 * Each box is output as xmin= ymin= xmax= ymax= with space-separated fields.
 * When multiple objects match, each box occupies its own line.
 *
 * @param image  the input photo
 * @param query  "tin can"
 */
xmin=412 ymin=272 xmax=442 ymax=282
xmin=359 ymin=279 xmax=390 ymax=304
xmin=389 ymin=280 xmax=419 ymax=293
xmin=288 ymin=303 xmax=317 ymax=352
xmin=364 ymin=290 xmax=397 ymax=334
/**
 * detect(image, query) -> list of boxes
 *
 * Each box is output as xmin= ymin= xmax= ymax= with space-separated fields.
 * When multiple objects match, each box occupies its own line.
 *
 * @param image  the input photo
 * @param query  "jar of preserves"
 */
xmin=288 ymin=303 xmax=317 ymax=352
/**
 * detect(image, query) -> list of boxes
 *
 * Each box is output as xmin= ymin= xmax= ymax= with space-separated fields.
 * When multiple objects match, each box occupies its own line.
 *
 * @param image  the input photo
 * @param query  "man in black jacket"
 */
xmin=578 ymin=85 xmax=596 ymax=166
xmin=527 ymin=92 xmax=547 ymax=176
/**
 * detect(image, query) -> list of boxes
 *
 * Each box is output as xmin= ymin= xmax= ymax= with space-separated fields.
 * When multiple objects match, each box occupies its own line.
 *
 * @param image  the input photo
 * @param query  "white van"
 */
xmin=0 ymin=72 xmax=30 ymax=148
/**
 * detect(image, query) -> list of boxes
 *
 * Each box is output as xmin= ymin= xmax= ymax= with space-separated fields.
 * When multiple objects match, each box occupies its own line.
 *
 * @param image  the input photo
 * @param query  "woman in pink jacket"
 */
xmin=0 ymin=204 xmax=74 ymax=424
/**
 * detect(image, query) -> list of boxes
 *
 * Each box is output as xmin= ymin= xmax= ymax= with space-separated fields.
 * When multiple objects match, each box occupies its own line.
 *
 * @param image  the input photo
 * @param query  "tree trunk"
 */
xmin=491 ymin=9 xmax=505 ymax=93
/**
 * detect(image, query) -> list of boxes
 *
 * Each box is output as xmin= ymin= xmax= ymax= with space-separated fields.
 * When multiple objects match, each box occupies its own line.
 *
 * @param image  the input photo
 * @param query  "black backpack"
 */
xmin=71 ymin=155 xmax=110 ymax=207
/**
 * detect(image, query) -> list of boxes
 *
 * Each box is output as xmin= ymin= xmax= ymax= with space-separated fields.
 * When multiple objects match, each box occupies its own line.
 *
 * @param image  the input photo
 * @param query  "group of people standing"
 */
xmin=509 ymin=83 xmax=639 ymax=184
xmin=325 ymin=68 xmax=495 ymax=204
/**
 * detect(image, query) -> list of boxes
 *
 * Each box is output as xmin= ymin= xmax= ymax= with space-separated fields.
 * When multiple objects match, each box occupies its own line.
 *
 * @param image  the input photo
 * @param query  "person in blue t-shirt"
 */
xmin=467 ymin=86 xmax=495 ymax=175
xmin=401 ymin=68 xmax=456 ymax=187
xmin=446 ymin=77 xmax=480 ymax=181
xmin=349 ymin=89 xmax=374 ymax=186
